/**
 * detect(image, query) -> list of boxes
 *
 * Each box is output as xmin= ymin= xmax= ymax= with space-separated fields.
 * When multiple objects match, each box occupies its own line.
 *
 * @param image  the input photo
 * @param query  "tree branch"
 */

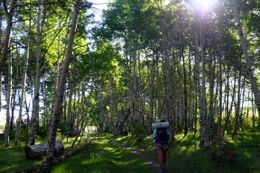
xmin=2 ymin=0 xmax=9 ymax=15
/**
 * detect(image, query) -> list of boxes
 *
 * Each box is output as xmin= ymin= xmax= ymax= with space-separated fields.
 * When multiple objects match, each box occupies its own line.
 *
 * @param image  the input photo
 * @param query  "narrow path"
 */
xmin=112 ymin=140 xmax=161 ymax=173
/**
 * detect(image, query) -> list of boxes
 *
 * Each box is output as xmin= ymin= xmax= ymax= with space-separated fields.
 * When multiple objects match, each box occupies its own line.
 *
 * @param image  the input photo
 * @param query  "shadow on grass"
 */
xmin=167 ymin=130 xmax=259 ymax=173
xmin=52 ymin=135 xmax=154 ymax=173
xmin=117 ymin=131 xmax=259 ymax=173
xmin=0 ymin=147 xmax=41 ymax=173
xmin=230 ymin=129 xmax=260 ymax=173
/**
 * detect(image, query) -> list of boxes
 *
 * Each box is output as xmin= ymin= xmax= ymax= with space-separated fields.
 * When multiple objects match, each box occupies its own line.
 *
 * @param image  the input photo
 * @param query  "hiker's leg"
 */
xmin=157 ymin=148 xmax=164 ymax=169
xmin=163 ymin=149 xmax=167 ymax=167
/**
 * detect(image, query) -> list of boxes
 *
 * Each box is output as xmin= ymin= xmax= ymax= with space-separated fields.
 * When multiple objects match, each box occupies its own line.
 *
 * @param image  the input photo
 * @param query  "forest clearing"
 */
xmin=0 ymin=0 xmax=259 ymax=172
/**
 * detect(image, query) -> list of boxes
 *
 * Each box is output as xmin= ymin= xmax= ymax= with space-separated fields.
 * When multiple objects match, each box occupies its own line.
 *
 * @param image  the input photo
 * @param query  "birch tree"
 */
xmin=47 ymin=0 xmax=89 ymax=163
xmin=233 ymin=0 xmax=260 ymax=114
xmin=15 ymin=20 xmax=31 ymax=145
xmin=30 ymin=0 xmax=44 ymax=145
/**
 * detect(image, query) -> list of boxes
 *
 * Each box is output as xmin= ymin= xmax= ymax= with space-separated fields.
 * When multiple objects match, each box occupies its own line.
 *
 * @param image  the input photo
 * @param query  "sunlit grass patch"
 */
xmin=52 ymin=134 xmax=154 ymax=173
xmin=115 ymin=129 xmax=260 ymax=173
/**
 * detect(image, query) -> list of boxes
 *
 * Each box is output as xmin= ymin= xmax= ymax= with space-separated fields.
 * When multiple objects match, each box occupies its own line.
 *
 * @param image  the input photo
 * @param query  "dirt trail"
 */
xmin=112 ymin=140 xmax=162 ymax=173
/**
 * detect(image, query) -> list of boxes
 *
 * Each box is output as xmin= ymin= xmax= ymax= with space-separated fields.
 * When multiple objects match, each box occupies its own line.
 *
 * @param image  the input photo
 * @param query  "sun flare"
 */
xmin=196 ymin=0 xmax=209 ymax=9
xmin=189 ymin=0 xmax=218 ymax=13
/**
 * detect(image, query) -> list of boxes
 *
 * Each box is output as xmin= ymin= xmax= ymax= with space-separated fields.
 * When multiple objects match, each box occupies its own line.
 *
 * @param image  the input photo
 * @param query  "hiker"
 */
xmin=152 ymin=120 xmax=170 ymax=173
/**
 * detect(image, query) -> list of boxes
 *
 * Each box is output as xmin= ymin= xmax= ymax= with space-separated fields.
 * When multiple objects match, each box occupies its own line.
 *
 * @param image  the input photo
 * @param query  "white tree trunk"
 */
xmin=4 ymin=53 xmax=12 ymax=147
xmin=30 ymin=0 xmax=43 ymax=145
xmin=15 ymin=21 xmax=30 ymax=145
xmin=0 ymin=0 xmax=17 ymax=73
xmin=233 ymin=0 xmax=260 ymax=114
xmin=0 ymin=11 xmax=2 ymax=111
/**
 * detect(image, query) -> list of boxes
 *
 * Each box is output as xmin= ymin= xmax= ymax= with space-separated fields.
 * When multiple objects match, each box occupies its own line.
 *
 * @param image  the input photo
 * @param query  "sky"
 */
xmin=89 ymin=0 xmax=111 ymax=22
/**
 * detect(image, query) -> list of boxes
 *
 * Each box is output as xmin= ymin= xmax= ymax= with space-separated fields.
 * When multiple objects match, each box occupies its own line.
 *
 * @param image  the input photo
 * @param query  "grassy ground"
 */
xmin=0 ymin=146 xmax=41 ymax=173
xmin=52 ymin=134 xmax=154 ymax=173
xmin=116 ymin=129 xmax=260 ymax=173
xmin=0 ymin=129 xmax=259 ymax=173
xmin=0 ymin=135 xmax=89 ymax=173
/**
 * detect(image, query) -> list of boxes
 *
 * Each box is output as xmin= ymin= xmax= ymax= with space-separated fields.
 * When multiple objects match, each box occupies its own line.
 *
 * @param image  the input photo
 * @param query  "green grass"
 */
xmin=52 ymin=134 xmax=154 ymax=173
xmin=0 ymin=129 xmax=259 ymax=173
xmin=230 ymin=129 xmax=260 ymax=173
xmin=116 ymin=129 xmax=260 ymax=173
xmin=0 ymin=146 xmax=41 ymax=173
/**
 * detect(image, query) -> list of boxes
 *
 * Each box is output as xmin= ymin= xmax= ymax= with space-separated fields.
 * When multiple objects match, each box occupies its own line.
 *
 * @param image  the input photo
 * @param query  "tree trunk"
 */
xmin=4 ymin=51 xmax=12 ymax=147
xmin=208 ymin=57 xmax=216 ymax=143
xmin=222 ymin=71 xmax=237 ymax=138
xmin=233 ymin=0 xmax=260 ymax=114
xmin=98 ymin=91 xmax=104 ymax=132
xmin=0 ymin=72 xmax=2 ymax=111
xmin=30 ymin=0 xmax=43 ymax=145
xmin=182 ymin=49 xmax=188 ymax=135
xmin=9 ymin=44 xmax=19 ymax=139
xmin=66 ymin=86 xmax=74 ymax=132
xmin=0 ymin=0 xmax=17 ymax=73
xmin=0 ymin=10 xmax=2 ymax=111
xmin=233 ymin=70 xmax=242 ymax=137
xmin=115 ymin=108 xmax=131 ymax=135
xmin=199 ymin=16 xmax=209 ymax=147
xmin=15 ymin=21 xmax=30 ymax=145
xmin=194 ymin=30 xmax=201 ymax=137
xmin=47 ymin=0 xmax=81 ymax=163
xmin=251 ymin=93 xmax=255 ymax=128
xmin=194 ymin=15 xmax=209 ymax=147
xmin=217 ymin=57 xmax=223 ymax=141
xmin=239 ymin=77 xmax=246 ymax=130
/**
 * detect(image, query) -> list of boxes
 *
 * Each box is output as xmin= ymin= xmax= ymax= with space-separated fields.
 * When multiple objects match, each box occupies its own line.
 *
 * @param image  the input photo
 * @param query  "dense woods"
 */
xmin=0 ymin=0 xmax=259 ymax=172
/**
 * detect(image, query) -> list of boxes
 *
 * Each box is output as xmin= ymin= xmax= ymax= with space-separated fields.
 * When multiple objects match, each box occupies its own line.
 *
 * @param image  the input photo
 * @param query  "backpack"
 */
xmin=152 ymin=121 xmax=170 ymax=144
xmin=156 ymin=127 xmax=168 ymax=139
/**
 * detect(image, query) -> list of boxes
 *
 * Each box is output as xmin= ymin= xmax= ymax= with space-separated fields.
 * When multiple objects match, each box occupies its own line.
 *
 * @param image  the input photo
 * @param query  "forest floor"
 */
xmin=0 ymin=129 xmax=259 ymax=173
xmin=114 ymin=129 xmax=260 ymax=173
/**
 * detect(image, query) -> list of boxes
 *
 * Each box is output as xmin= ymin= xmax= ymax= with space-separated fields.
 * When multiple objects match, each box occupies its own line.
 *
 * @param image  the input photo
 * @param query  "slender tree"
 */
xmin=0 ymin=0 xmax=17 ymax=73
xmin=47 ymin=0 xmax=86 ymax=163
xmin=233 ymin=0 xmax=260 ymax=114
xmin=30 ymin=0 xmax=44 ymax=145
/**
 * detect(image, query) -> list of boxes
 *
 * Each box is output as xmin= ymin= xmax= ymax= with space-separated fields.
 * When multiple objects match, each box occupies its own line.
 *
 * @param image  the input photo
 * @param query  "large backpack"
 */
xmin=156 ymin=127 xmax=168 ymax=139
xmin=152 ymin=121 xmax=170 ymax=144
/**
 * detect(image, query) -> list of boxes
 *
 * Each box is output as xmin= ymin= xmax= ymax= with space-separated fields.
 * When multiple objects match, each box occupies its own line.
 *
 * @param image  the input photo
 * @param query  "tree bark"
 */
xmin=233 ymin=70 xmax=242 ymax=137
xmin=4 ymin=49 xmax=12 ymax=147
xmin=208 ymin=57 xmax=216 ymax=142
xmin=233 ymin=0 xmax=260 ymax=114
xmin=217 ymin=57 xmax=223 ymax=141
xmin=0 ymin=9 xmax=2 ymax=111
xmin=222 ymin=71 xmax=237 ymax=138
xmin=115 ymin=108 xmax=131 ymax=135
xmin=47 ymin=0 xmax=81 ymax=162
xmin=193 ymin=14 xmax=209 ymax=147
xmin=0 ymin=0 xmax=17 ymax=73
xmin=15 ymin=21 xmax=30 ymax=145
xmin=181 ymin=49 xmax=188 ymax=135
xmin=198 ymin=15 xmax=209 ymax=147
xmin=30 ymin=0 xmax=43 ymax=145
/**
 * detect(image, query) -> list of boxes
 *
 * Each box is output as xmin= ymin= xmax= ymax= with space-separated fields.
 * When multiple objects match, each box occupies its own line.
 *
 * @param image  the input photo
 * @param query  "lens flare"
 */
xmin=189 ymin=0 xmax=218 ymax=13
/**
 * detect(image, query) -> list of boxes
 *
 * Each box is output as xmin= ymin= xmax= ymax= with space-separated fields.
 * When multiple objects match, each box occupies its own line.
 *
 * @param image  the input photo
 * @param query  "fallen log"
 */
xmin=25 ymin=141 xmax=64 ymax=160
xmin=18 ymin=138 xmax=93 ymax=173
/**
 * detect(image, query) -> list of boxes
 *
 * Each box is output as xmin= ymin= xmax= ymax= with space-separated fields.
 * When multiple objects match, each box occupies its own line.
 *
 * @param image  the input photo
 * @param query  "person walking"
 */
xmin=152 ymin=120 xmax=170 ymax=173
